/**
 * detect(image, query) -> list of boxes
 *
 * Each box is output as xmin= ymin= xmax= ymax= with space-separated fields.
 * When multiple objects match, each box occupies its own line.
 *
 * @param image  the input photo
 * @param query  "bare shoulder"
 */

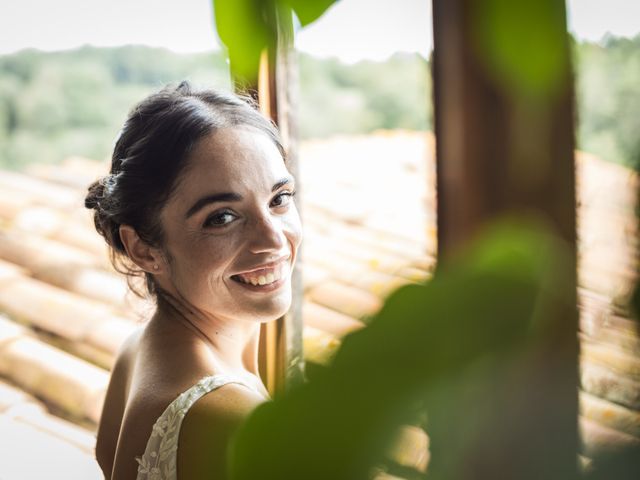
xmin=177 ymin=382 xmax=267 ymax=480
xmin=115 ymin=325 xmax=144 ymax=372
xmin=95 ymin=326 xmax=144 ymax=478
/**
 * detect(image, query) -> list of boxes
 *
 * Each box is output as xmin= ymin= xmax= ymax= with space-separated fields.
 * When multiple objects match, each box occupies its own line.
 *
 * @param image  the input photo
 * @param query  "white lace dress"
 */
xmin=135 ymin=374 xmax=262 ymax=480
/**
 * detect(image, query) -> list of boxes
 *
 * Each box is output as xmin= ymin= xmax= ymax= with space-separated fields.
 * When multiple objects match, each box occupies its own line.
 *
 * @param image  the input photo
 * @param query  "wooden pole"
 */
xmin=432 ymin=0 xmax=578 ymax=477
xmin=432 ymin=2 xmax=577 ymax=256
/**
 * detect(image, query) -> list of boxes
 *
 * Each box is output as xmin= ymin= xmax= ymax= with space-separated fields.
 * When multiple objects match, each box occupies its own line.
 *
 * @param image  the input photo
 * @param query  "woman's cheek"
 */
xmin=286 ymin=207 xmax=303 ymax=249
xmin=188 ymin=238 xmax=231 ymax=281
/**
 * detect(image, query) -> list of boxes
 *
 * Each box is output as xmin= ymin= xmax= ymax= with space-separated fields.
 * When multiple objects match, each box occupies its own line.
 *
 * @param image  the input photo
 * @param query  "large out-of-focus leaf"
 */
xmin=213 ymin=0 xmax=273 ymax=83
xmin=229 ymin=218 xmax=575 ymax=480
xmin=284 ymin=0 xmax=337 ymax=27
xmin=472 ymin=0 xmax=570 ymax=99
xmin=213 ymin=0 xmax=337 ymax=83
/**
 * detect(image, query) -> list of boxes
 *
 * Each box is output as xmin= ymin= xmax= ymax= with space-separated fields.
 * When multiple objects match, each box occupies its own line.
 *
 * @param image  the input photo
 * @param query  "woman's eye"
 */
xmin=271 ymin=190 xmax=296 ymax=208
xmin=203 ymin=211 xmax=237 ymax=228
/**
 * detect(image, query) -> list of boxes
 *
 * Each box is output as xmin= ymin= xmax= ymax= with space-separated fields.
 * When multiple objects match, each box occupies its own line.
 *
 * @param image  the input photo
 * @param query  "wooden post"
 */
xmin=432 ymin=2 xmax=577 ymax=256
xmin=235 ymin=8 xmax=304 ymax=398
xmin=432 ymin=0 xmax=578 ymax=478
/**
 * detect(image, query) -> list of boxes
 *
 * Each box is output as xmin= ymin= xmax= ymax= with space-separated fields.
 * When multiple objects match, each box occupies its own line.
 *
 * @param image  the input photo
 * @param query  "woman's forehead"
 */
xmin=170 ymin=127 xmax=290 ymax=206
xmin=193 ymin=127 xmax=284 ymax=175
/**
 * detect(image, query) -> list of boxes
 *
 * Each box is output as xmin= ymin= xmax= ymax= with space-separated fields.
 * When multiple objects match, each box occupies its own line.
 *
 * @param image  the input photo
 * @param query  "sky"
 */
xmin=0 ymin=0 xmax=639 ymax=62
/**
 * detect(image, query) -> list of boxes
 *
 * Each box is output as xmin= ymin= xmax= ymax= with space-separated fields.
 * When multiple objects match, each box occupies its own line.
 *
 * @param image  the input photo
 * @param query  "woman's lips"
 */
xmin=230 ymin=259 xmax=290 ymax=290
xmin=231 ymin=275 xmax=287 ymax=293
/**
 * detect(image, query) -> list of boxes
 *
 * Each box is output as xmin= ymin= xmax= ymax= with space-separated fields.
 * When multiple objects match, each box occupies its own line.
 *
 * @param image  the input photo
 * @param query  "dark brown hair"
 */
xmin=85 ymin=81 xmax=284 ymax=298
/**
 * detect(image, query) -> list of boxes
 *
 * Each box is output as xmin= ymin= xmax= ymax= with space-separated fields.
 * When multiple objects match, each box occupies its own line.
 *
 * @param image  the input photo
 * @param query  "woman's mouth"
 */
xmin=230 ymin=262 xmax=289 ymax=291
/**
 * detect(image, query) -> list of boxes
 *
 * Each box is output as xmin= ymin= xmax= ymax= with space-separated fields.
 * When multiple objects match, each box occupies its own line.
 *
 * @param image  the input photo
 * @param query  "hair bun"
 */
xmin=84 ymin=178 xmax=106 ymax=210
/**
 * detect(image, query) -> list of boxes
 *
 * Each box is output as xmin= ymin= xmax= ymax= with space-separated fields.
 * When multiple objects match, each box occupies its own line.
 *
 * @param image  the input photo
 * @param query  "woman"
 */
xmin=86 ymin=81 xmax=302 ymax=480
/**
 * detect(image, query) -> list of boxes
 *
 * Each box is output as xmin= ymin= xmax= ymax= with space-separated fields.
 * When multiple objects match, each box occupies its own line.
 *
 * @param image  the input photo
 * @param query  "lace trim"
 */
xmin=135 ymin=374 xmax=247 ymax=480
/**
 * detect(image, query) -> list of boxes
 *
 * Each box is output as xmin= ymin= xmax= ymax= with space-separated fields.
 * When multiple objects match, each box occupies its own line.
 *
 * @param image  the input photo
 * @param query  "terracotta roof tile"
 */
xmin=307 ymin=280 xmax=383 ymax=320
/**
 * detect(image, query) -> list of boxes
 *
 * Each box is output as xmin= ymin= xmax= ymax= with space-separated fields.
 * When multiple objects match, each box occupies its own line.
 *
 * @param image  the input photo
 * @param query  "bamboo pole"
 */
xmin=234 ymin=8 xmax=304 ymax=398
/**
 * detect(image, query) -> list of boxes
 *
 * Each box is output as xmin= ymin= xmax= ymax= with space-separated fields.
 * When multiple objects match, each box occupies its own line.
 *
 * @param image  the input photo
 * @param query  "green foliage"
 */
xmin=230 ymin=219 xmax=577 ymax=480
xmin=0 ymin=35 xmax=638 ymax=171
xmin=0 ymin=46 xmax=231 ymax=170
xmin=473 ymin=0 xmax=570 ymax=100
xmin=298 ymin=52 xmax=431 ymax=137
xmin=0 ymin=46 xmax=431 ymax=171
xmin=286 ymin=0 xmax=336 ymax=27
xmin=574 ymin=34 xmax=640 ymax=170
xmin=213 ymin=0 xmax=337 ymax=83
xmin=214 ymin=0 xmax=273 ymax=83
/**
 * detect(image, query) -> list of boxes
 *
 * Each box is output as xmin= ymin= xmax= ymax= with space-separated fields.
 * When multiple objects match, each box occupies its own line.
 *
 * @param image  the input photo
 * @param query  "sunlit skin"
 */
xmin=120 ymin=126 xmax=301 ymax=392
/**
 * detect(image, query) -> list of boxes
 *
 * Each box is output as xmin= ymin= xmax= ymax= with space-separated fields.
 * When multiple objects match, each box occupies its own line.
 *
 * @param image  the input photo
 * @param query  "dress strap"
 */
xmin=135 ymin=373 xmax=257 ymax=480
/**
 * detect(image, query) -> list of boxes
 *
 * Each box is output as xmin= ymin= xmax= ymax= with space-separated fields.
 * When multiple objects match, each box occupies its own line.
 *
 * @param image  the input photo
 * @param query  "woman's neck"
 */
xmin=152 ymin=291 xmax=263 ymax=379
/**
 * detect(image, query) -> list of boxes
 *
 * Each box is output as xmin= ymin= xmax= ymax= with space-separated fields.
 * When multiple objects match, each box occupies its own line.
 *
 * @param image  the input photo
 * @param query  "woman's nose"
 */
xmin=248 ymin=213 xmax=286 ymax=254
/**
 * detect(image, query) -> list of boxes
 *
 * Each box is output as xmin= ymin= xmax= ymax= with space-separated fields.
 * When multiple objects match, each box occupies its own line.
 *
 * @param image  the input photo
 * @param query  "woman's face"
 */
xmin=157 ymin=126 xmax=302 ymax=324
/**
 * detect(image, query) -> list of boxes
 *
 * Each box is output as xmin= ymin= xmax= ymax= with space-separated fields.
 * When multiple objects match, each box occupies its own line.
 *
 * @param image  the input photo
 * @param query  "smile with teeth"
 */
xmin=232 ymin=263 xmax=287 ymax=286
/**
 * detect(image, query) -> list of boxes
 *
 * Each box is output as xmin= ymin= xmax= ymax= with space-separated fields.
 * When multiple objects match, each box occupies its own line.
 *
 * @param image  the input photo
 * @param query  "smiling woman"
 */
xmin=84 ymin=81 xmax=302 ymax=480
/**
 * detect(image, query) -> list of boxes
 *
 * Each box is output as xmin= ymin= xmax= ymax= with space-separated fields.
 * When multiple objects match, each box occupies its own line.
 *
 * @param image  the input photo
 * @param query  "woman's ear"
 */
xmin=119 ymin=225 xmax=164 ymax=273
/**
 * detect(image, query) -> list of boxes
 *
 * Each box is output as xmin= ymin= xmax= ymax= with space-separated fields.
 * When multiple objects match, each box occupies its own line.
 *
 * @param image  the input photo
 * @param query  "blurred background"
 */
xmin=0 ymin=0 xmax=638 ymax=478
xmin=0 ymin=0 xmax=638 ymax=172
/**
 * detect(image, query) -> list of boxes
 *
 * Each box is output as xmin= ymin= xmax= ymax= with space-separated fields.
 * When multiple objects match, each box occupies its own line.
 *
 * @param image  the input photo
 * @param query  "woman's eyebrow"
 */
xmin=272 ymin=176 xmax=294 ymax=192
xmin=185 ymin=177 xmax=295 ymax=219
xmin=185 ymin=192 xmax=242 ymax=219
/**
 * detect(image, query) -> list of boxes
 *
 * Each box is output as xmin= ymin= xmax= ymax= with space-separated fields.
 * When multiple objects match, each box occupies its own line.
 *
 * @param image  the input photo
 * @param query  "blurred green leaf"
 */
xmin=213 ymin=0 xmax=272 ymax=84
xmin=230 ymin=218 xmax=576 ymax=480
xmin=285 ymin=0 xmax=337 ymax=27
xmin=582 ymin=447 xmax=640 ymax=480
xmin=472 ymin=0 xmax=570 ymax=99
xmin=213 ymin=0 xmax=336 ymax=83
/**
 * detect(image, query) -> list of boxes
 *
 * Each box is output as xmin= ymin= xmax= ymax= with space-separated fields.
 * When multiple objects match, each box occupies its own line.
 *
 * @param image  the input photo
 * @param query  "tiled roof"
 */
xmin=0 ymin=131 xmax=638 ymax=477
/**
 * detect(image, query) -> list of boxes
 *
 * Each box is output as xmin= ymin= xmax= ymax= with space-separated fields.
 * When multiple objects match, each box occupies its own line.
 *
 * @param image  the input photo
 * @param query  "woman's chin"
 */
xmin=249 ymin=296 xmax=293 ymax=323
xmin=264 ymin=301 xmax=293 ymax=322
